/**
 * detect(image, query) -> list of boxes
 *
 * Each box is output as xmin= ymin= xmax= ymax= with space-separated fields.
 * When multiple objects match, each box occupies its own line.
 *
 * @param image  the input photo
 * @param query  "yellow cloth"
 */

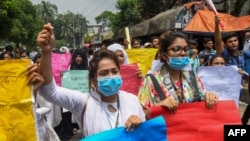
xmin=126 ymin=48 xmax=158 ymax=76
xmin=0 ymin=59 xmax=37 ymax=141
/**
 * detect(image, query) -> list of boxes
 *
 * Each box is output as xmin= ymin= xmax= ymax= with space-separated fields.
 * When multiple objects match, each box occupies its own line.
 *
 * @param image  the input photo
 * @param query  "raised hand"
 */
xmin=36 ymin=23 xmax=55 ymax=53
xmin=214 ymin=15 xmax=221 ymax=27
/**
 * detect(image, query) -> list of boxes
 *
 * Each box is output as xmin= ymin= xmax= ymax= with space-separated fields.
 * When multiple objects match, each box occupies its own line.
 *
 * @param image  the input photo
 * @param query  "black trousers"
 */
xmin=242 ymin=104 xmax=250 ymax=125
xmin=54 ymin=111 xmax=74 ymax=140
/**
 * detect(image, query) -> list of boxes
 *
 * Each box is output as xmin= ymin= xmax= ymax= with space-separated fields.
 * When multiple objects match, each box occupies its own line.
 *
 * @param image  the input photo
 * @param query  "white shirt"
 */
xmin=38 ymin=79 xmax=145 ymax=137
xmin=243 ymin=40 xmax=250 ymax=51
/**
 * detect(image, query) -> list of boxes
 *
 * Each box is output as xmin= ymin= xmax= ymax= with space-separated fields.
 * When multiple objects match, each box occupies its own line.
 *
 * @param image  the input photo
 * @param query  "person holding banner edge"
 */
xmin=138 ymin=30 xmax=219 ymax=119
xmin=214 ymin=15 xmax=250 ymax=125
xmin=28 ymin=23 xmax=145 ymax=138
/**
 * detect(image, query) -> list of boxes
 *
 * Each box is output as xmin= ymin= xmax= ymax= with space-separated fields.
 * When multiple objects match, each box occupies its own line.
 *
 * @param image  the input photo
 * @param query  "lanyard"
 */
xmin=105 ymin=95 xmax=120 ymax=128
xmin=170 ymin=73 xmax=185 ymax=103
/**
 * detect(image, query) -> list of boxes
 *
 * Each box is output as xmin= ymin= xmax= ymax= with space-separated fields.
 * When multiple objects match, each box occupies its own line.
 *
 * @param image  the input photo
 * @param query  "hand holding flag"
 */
xmin=205 ymin=0 xmax=225 ymax=30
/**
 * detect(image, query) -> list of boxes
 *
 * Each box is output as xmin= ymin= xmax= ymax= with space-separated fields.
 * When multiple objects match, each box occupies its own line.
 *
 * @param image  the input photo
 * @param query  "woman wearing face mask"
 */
xmin=29 ymin=23 xmax=145 ymax=138
xmin=138 ymin=31 xmax=218 ymax=119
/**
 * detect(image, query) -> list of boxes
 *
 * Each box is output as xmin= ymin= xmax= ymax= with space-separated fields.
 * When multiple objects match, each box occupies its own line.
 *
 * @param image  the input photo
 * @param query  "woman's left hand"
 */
xmin=205 ymin=92 xmax=219 ymax=109
xmin=238 ymin=68 xmax=243 ymax=75
xmin=125 ymin=115 xmax=143 ymax=132
xmin=27 ymin=64 xmax=45 ymax=92
xmin=135 ymin=69 xmax=143 ymax=78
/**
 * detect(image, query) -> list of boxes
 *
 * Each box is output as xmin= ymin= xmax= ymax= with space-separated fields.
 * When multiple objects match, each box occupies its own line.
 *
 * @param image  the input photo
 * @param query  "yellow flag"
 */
xmin=0 ymin=59 xmax=37 ymax=141
xmin=126 ymin=48 xmax=158 ymax=76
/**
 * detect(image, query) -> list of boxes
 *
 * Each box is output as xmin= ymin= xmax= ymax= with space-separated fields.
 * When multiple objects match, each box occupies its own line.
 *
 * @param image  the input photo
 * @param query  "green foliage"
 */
xmin=52 ymin=12 xmax=88 ymax=48
xmin=0 ymin=0 xmax=43 ymax=50
xmin=0 ymin=0 xmax=20 ymax=39
xmin=84 ymin=34 xmax=92 ymax=43
xmin=0 ymin=0 xmax=89 ymax=50
xmin=231 ymin=0 xmax=246 ymax=16
xmin=95 ymin=11 xmax=114 ymax=25
xmin=36 ymin=0 xmax=58 ymax=23
xmin=55 ymin=39 xmax=68 ymax=49
xmin=109 ymin=0 xmax=192 ymax=33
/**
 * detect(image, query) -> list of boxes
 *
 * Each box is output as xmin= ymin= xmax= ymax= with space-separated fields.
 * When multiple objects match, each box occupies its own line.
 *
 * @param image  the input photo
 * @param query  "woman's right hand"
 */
xmin=36 ymin=23 xmax=55 ymax=53
xmin=214 ymin=15 xmax=221 ymax=26
xmin=157 ymin=96 xmax=178 ymax=113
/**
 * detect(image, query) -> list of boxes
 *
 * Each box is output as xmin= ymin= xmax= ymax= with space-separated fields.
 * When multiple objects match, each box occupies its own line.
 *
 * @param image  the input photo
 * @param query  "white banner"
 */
xmin=197 ymin=65 xmax=242 ymax=107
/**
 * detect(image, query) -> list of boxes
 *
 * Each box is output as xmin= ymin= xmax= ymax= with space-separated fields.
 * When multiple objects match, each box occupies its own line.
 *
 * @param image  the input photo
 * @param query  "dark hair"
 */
xmin=159 ymin=31 xmax=188 ymax=52
xmin=151 ymin=36 xmax=159 ymax=42
xmin=33 ymin=53 xmax=41 ymax=63
xmin=70 ymin=49 xmax=88 ymax=70
xmin=5 ymin=45 xmax=13 ymax=52
xmin=203 ymin=38 xmax=213 ymax=44
xmin=2 ymin=51 xmax=14 ymax=58
xmin=88 ymin=49 xmax=120 ymax=89
xmin=154 ymin=50 xmax=160 ymax=60
xmin=132 ymin=38 xmax=141 ymax=45
xmin=223 ymin=32 xmax=238 ymax=43
xmin=159 ymin=31 xmax=188 ymax=62
xmin=210 ymin=54 xmax=225 ymax=65
xmin=88 ymin=48 xmax=94 ymax=55
xmin=20 ymin=50 xmax=30 ymax=57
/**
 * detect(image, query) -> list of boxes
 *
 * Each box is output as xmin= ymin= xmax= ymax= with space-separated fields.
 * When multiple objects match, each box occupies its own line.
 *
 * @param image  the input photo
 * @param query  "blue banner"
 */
xmin=81 ymin=116 xmax=167 ymax=141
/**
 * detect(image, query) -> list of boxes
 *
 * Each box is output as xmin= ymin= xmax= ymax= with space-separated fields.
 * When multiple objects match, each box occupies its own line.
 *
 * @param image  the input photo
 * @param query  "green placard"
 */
xmin=62 ymin=70 xmax=89 ymax=93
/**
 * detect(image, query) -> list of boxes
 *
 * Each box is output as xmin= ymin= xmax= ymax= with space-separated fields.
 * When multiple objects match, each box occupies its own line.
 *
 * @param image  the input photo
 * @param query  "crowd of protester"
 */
xmin=1 ymin=15 xmax=250 ymax=140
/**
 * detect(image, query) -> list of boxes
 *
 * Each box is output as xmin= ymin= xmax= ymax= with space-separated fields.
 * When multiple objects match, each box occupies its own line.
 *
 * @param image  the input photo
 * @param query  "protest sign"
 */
xmin=150 ymin=100 xmax=241 ymax=141
xmin=62 ymin=70 xmax=89 ymax=93
xmin=126 ymin=48 xmax=158 ymax=76
xmin=120 ymin=63 xmax=141 ymax=95
xmin=52 ymin=53 xmax=71 ymax=86
xmin=0 ymin=60 xmax=37 ymax=141
xmin=197 ymin=66 xmax=241 ymax=107
xmin=125 ymin=27 xmax=132 ymax=49
xmin=81 ymin=116 xmax=166 ymax=141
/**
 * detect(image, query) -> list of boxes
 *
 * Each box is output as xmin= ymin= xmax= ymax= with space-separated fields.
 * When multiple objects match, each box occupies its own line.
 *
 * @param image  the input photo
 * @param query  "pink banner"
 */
xmin=150 ymin=100 xmax=241 ymax=141
xmin=52 ymin=53 xmax=72 ymax=86
xmin=120 ymin=63 xmax=142 ymax=95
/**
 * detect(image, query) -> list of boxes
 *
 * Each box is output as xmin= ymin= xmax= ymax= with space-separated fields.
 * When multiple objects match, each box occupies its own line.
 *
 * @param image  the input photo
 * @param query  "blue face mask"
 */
xmin=168 ymin=56 xmax=190 ymax=70
xmin=97 ymin=76 xmax=123 ymax=97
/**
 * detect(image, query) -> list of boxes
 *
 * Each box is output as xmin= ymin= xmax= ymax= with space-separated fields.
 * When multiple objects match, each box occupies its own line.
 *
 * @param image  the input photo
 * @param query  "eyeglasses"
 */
xmin=212 ymin=62 xmax=225 ymax=65
xmin=167 ymin=46 xmax=189 ymax=54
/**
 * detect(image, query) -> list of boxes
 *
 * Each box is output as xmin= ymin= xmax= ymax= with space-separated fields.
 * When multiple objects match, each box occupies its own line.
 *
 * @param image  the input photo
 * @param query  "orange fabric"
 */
xmin=183 ymin=10 xmax=250 ymax=33
xmin=185 ymin=2 xmax=195 ymax=9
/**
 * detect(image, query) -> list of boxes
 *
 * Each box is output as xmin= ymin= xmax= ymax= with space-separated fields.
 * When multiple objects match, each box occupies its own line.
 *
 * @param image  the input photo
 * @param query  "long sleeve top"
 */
xmin=38 ymin=80 xmax=145 ymax=137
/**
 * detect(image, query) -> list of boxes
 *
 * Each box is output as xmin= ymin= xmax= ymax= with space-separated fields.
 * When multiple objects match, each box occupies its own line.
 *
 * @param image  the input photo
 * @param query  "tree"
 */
xmin=36 ymin=0 xmax=58 ymax=23
xmin=110 ymin=0 xmax=194 ymax=33
xmin=0 ymin=0 xmax=43 ymax=50
xmin=231 ymin=0 xmax=246 ymax=16
xmin=50 ymin=12 xmax=88 ymax=48
xmin=75 ymin=13 xmax=89 ymax=47
xmin=95 ymin=11 xmax=114 ymax=31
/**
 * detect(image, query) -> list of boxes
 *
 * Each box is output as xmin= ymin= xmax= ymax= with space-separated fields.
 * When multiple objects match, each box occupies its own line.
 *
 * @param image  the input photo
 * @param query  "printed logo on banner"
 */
xmin=224 ymin=125 xmax=250 ymax=141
